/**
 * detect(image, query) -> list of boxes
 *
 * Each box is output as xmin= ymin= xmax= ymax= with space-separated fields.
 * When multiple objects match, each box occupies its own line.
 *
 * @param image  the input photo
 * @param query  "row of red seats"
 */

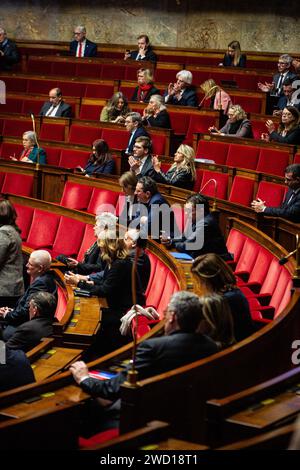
xmin=0 ymin=171 xmax=34 ymax=197
xmin=226 ymin=229 xmax=292 ymax=324
xmin=196 ymin=139 xmax=293 ymax=177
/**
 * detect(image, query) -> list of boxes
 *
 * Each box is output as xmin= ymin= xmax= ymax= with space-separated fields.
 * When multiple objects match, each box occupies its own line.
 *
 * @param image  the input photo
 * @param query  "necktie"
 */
xmin=286 ymin=191 xmax=295 ymax=206
xmin=277 ymin=74 xmax=284 ymax=95
xmin=78 ymin=42 xmax=83 ymax=57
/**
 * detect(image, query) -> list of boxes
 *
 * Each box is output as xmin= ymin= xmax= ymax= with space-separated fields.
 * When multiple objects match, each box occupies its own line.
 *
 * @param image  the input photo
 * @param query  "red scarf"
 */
xmin=20 ymin=148 xmax=32 ymax=161
xmin=137 ymin=84 xmax=152 ymax=102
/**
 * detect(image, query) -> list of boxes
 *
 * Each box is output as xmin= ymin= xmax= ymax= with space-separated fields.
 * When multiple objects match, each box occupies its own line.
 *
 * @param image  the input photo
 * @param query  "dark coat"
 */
xmin=0 ymin=38 xmax=20 ymax=70
xmin=224 ymin=289 xmax=255 ymax=342
xmin=76 ymin=242 xmax=103 ymax=275
xmin=79 ymin=330 xmax=218 ymax=401
xmin=264 ymin=188 xmax=300 ymax=223
xmin=0 ymin=346 xmax=35 ymax=393
xmin=164 ymin=87 xmax=198 ymax=107
xmin=131 ymin=85 xmax=160 ymax=103
xmin=69 ymin=39 xmax=97 ymax=57
xmin=143 ymin=110 xmax=171 ymax=129
xmin=269 ymin=127 xmax=300 ymax=145
xmin=134 ymin=191 xmax=174 ymax=239
xmin=129 ymin=47 xmax=157 ymax=63
xmin=126 ymin=126 xmax=149 ymax=155
xmin=84 ymin=159 xmax=115 ymax=176
xmin=135 ymin=155 xmax=156 ymax=180
xmin=222 ymin=53 xmax=247 ymax=68
xmin=220 ymin=118 xmax=253 ymax=138
xmin=39 ymin=100 xmax=72 ymax=118
xmin=152 ymin=166 xmax=194 ymax=190
xmin=5 ymin=317 xmax=53 ymax=352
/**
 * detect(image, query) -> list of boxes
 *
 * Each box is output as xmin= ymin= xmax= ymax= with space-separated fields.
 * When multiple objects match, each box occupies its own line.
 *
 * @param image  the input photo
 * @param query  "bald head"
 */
xmin=49 ymin=88 xmax=62 ymax=107
xmin=27 ymin=250 xmax=52 ymax=280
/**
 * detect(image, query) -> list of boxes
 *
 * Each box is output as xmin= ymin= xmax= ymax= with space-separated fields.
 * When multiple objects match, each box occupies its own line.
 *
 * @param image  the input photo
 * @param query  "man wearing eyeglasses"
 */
xmin=70 ymin=25 xmax=97 ymax=57
xmin=251 ymin=164 xmax=300 ymax=222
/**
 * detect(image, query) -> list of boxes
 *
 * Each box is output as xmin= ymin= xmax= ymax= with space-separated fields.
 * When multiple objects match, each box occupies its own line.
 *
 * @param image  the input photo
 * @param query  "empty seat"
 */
xmin=255 ymin=180 xmax=287 ymax=207
xmin=226 ymin=144 xmax=259 ymax=170
xmin=84 ymin=83 xmax=115 ymax=99
xmin=43 ymin=146 xmax=61 ymax=166
xmin=68 ymin=124 xmax=102 ymax=145
xmin=200 ymin=170 xmax=229 ymax=200
xmin=0 ymin=172 xmax=6 ymax=190
xmin=59 ymin=149 xmax=90 ymax=169
xmin=55 ymin=286 xmax=67 ymax=322
xmin=145 ymin=260 xmax=169 ymax=309
xmin=169 ymin=112 xmax=191 ymax=135
xmin=196 ymin=140 xmax=229 ymax=165
xmin=76 ymin=62 xmax=102 ymax=79
xmin=100 ymin=64 xmax=126 ymax=80
xmin=156 ymin=271 xmax=179 ymax=316
xmin=228 ymin=176 xmax=255 ymax=206
xmin=25 ymin=210 xmax=60 ymax=249
xmin=39 ymin=122 xmax=67 ymax=142
xmin=13 ymin=204 xmax=34 ymax=241
xmin=51 ymin=216 xmax=86 ymax=259
xmin=238 ymin=246 xmax=273 ymax=291
xmin=234 ymin=238 xmax=260 ymax=281
xmin=0 ymin=142 xmax=23 ymax=160
xmin=226 ymin=229 xmax=247 ymax=264
xmin=79 ymin=104 xmax=102 ymax=121
xmin=186 ymin=114 xmax=218 ymax=144
xmin=256 ymin=148 xmax=290 ymax=177
xmin=52 ymin=61 xmax=77 ymax=76
xmin=3 ymin=118 xmax=33 ymax=138
xmin=151 ymin=134 xmax=167 ymax=155
xmin=101 ymin=128 xmax=129 ymax=150
xmin=77 ymin=224 xmax=96 ymax=262
xmin=2 ymin=173 xmax=34 ymax=197
xmin=60 ymin=181 xmax=93 ymax=211
xmin=87 ymin=188 xmax=119 ymax=214
xmin=27 ymin=79 xmax=55 ymax=94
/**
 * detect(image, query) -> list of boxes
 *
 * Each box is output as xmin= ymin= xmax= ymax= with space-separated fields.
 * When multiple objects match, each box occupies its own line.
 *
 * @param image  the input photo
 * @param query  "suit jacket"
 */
xmin=224 ymin=289 xmax=255 ymax=342
xmin=84 ymin=159 xmax=115 ymax=176
xmin=277 ymin=95 xmax=300 ymax=111
xmin=0 ymin=346 xmax=35 ymax=393
xmin=39 ymin=100 xmax=72 ymax=118
xmin=164 ymin=87 xmax=198 ymax=107
xmin=131 ymin=85 xmax=160 ymax=103
xmin=135 ymin=155 xmax=156 ymax=180
xmin=69 ymin=39 xmax=97 ymax=57
xmin=269 ymin=127 xmax=300 ymax=145
xmin=4 ymin=271 xmax=57 ymax=327
xmin=220 ymin=118 xmax=253 ymax=138
xmin=134 ymin=191 xmax=175 ymax=240
xmin=79 ymin=330 xmax=218 ymax=401
xmin=264 ymin=188 xmax=300 ymax=223
xmin=130 ymin=47 xmax=157 ymax=63
xmin=0 ymin=225 xmax=24 ymax=297
xmin=76 ymin=241 xmax=103 ymax=275
xmin=152 ymin=166 xmax=194 ymax=190
xmin=0 ymin=38 xmax=20 ymax=70
xmin=173 ymin=213 xmax=230 ymax=260
xmin=126 ymin=126 xmax=149 ymax=155
xmin=5 ymin=317 xmax=53 ymax=352
xmin=271 ymin=71 xmax=298 ymax=97
xmin=143 ymin=110 xmax=171 ymax=129
xmin=222 ymin=53 xmax=247 ymax=67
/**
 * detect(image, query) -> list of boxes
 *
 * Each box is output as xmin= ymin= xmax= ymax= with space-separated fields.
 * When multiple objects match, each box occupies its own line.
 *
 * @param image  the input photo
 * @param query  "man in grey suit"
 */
xmin=39 ymin=88 xmax=72 ymax=117
xmin=70 ymin=291 xmax=218 ymax=400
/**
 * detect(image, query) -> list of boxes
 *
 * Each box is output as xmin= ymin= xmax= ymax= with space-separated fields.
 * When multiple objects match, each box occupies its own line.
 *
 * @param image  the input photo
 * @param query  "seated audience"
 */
xmin=39 ymin=88 xmax=72 ymax=118
xmin=251 ymin=163 xmax=300 ymax=223
xmin=131 ymin=68 xmax=160 ymax=103
xmin=0 ymin=199 xmax=24 ymax=308
xmin=0 ymin=27 xmax=20 ymax=71
xmin=152 ymin=144 xmax=196 ymax=190
xmin=199 ymin=78 xmax=232 ymax=114
xmin=192 ymin=253 xmax=255 ymax=342
xmin=262 ymin=106 xmax=300 ymax=145
xmin=164 ymin=70 xmax=198 ymax=107
xmin=0 ymin=250 xmax=57 ymax=340
xmin=123 ymin=112 xmax=149 ymax=157
xmin=5 ymin=292 xmax=57 ymax=352
xmin=198 ymin=293 xmax=236 ymax=349
xmin=220 ymin=40 xmax=246 ymax=68
xmin=100 ymin=92 xmax=130 ymax=124
xmin=0 ymin=345 xmax=35 ymax=393
xmin=128 ymin=136 xmax=155 ymax=180
xmin=76 ymin=139 xmax=115 ymax=177
xmin=142 ymin=94 xmax=171 ymax=128
xmin=161 ymin=194 xmax=231 ymax=260
xmin=70 ymin=25 xmax=97 ymax=57
xmin=10 ymin=131 xmax=46 ymax=164
xmin=209 ymin=104 xmax=253 ymax=138
xmin=70 ymin=290 xmax=218 ymax=400
xmin=273 ymin=79 xmax=300 ymax=116
xmin=124 ymin=34 xmax=157 ymax=63
xmin=118 ymin=171 xmax=138 ymax=225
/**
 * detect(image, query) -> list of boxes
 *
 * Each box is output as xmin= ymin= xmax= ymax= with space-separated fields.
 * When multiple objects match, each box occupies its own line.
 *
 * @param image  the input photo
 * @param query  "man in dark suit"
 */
xmin=70 ymin=290 xmax=218 ymax=400
xmin=251 ymin=163 xmax=300 ymax=223
xmin=128 ymin=136 xmax=155 ymax=180
xmin=123 ymin=112 xmax=149 ymax=157
xmin=0 ymin=27 xmax=20 ymax=71
xmin=39 ymin=88 xmax=72 ymax=117
xmin=273 ymin=79 xmax=300 ymax=115
xmin=164 ymin=70 xmax=198 ymax=107
xmin=124 ymin=34 xmax=157 ymax=63
xmin=0 ymin=250 xmax=57 ymax=340
xmin=5 ymin=292 xmax=57 ymax=352
xmin=0 ymin=345 xmax=35 ymax=393
xmin=70 ymin=25 xmax=97 ymax=58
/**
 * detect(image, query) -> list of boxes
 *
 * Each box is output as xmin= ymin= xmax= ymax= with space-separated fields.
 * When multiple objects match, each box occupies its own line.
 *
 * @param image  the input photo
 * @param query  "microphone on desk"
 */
xmin=200 ymin=178 xmax=218 ymax=212
xmin=30 ymin=113 xmax=41 ymax=169
xmin=279 ymin=249 xmax=297 ymax=265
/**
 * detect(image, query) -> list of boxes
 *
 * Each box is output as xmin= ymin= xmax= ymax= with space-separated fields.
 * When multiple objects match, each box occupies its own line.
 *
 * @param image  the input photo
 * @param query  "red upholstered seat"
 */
xmin=231 ymin=94 xmax=262 ymax=114
xmin=27 ymin=58 xmax=52 ymax=74
xmin=22 ymin=99 xmax=45 ymax=115
xmin=226 ymin=144 xmax=259 ymax=170
xmin=55 ymin=286 xmax=67 ymax=322
xmin=59 ymin=149 xmax=90 ymax=169
xmin=84 ymin=83 xmax=115 ymax=99
xmin=200 ymin=170 xmax=229 ymax=199
xmin=169 ymin=112 xmax=191 ymax=134
xmin=58 ymin=81 xmax=85 ymax=97
xmin=79 ymin=428 xmax=119 ymax=448
xmin=87 ymin=188 xmax=119 ymax=214
xmin=186 ymin=115 xmax=217 ymax=144
xmin=79 ymin=104 xmax=102 ymax=121
xmin=239 ymin=246 xmax=273 ymax=292
xmin=77 ymin=224 xmax=96 ymax=262
xmin=145 ymin=251 xmax=159 ymax=298
xmin=156 ymin=271 xmax=179 ymax=316
xmin=42 ymin=146 xmax=61 ymax=166
xmin=2 ymin=173 xmax=34 ymax=197
xmin=234 ymin=238 xmax=260 ymax=281
xmin=250 ymin=119 xmax=268 ymax=140
xmin=101 ymin=129 xmax=129 ymax=150
xmin=27 ymin=79 xmax=55 ymax=94
xmin=145 ymin=261 xmax=169 ymax=309
xmin=226 ymin=229 xmax=247 ymax=264
xmin=25 ymin=210 xmax=60 ymax=249
xmin=2 ymin=76 xmax=27 ymax=92
xmin=0 ymin=142 xmax=23 ymax=160
xmin=51 ymin=217 xmax=86 ymax=258
xmin=101 ymin=64 xmax=125 ymax=80
xmin=76 ymin=62 xmax=102 ymax=79
xmin=256 ymin=148 xmax=290 ymax=177
xmin=228 ymin=176 xmax=255 ymax=206
xmin=3 ymin=118 xmax=33 ymax=138
xmin=39 ymin=122 xmax=67 ymax=142
xmin=1 ymin=97 xmax=23 ymax=113
xmin=68 ymin=124 xmax=102 ymax=145
xmin=155 ymin=68 xmax=181 ymax=83
xmin=60 ymin=181 xmax=93 ymax=211
xmin=0 ymin=172 xmax=6 ymax=191
xmin=151 ymin=134 xmax=166 ymax=155
xmin=13 ymin=204 xmax=34 ymax=241
xmin=234 ymin=75 xmax=257 ymax=91
xmin=52 ymin=61 xmax=76 ymax=76
xmin=196 ymin=140 xmax=229 ymax=165
xmin=294 ymin=152 xmax=300 ymax=164
xmin=255 ymin=181 xmax=287 ymax=206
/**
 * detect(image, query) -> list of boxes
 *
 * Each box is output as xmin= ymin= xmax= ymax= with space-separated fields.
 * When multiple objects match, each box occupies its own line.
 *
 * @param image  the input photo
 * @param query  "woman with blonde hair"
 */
xmin=222 ymin=40 xmax=246 ymax=68
xmin=152 ymin=144 xmax=196 ymax=190
xmin=131 ymin=68 xmax=160 ymax=103
xmin=100 ymin=92 xmax=130 ymax=124
xmin=192 ymin=253 xmax=255 ymax=341
xmin=198 ymin=293 xmax=236 ymax=349
xmin=199 ymin=79 xmax=232 ymax=114
xmin=209 ymin=104 xmax=253 ymax=138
